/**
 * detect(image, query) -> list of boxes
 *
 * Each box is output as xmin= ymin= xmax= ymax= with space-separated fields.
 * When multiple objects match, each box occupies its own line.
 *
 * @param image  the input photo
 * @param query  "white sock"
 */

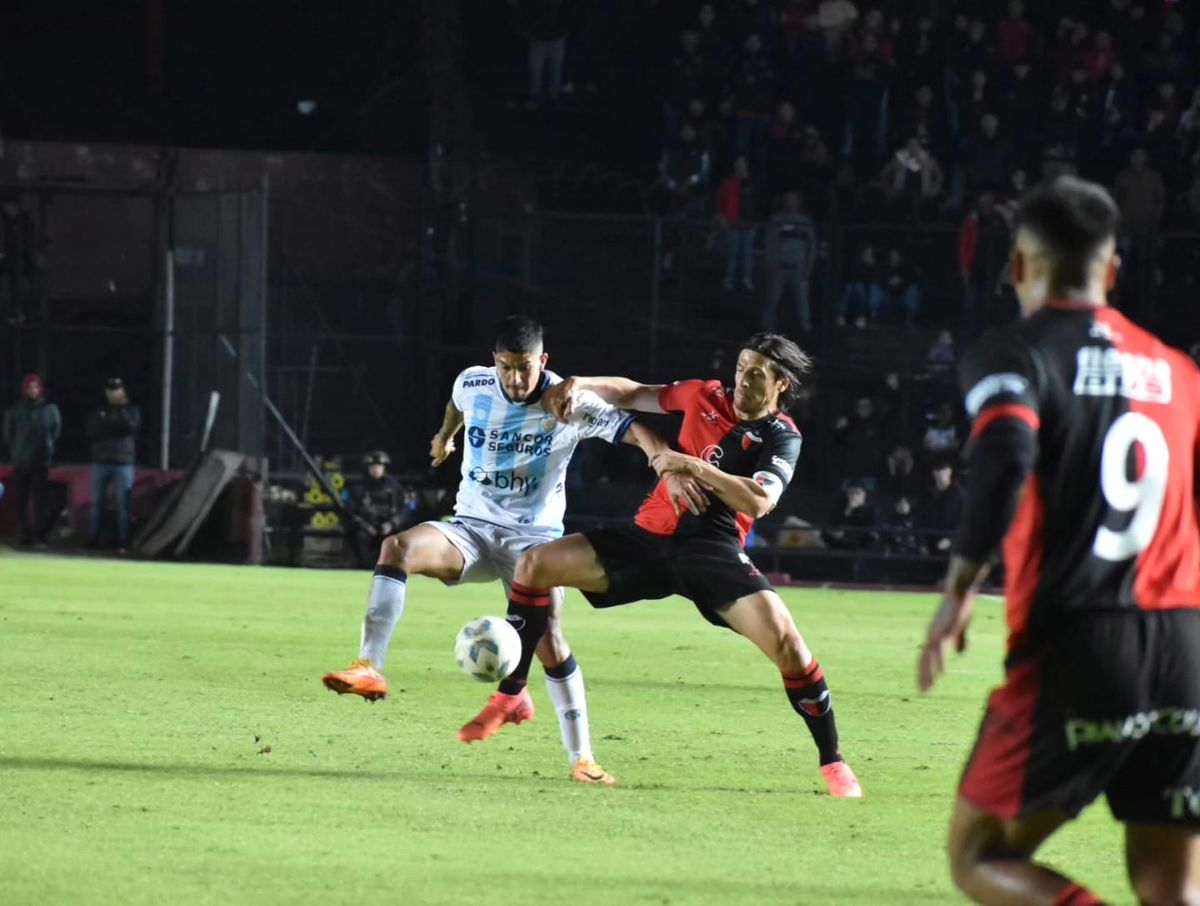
xmin=544 ymin=655 xmax=593 ymax=765
xmin=359 ymin=566 xmax=407 ymax=669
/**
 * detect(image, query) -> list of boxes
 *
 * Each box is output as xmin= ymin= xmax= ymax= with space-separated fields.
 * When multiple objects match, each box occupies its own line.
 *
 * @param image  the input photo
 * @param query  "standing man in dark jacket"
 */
xmin=1 ymin=373 xmax=61 ymax=546
xmin=87 ymin=377 xmax=141 ymax=551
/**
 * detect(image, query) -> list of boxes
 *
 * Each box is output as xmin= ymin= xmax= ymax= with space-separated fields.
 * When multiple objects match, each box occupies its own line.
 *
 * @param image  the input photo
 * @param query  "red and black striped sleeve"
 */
xmin=953 ymin=331 xmax=1042 ymax=562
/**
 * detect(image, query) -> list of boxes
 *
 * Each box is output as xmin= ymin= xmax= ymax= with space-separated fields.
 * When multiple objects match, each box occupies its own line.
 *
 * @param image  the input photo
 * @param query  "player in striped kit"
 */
xmin=322 ymin=316 xmax=689 ymax=784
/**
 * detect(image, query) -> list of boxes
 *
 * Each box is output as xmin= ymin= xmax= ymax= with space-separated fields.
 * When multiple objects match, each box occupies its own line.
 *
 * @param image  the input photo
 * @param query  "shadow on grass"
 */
xmin=0 ymin=755 xmax=819 ymax=796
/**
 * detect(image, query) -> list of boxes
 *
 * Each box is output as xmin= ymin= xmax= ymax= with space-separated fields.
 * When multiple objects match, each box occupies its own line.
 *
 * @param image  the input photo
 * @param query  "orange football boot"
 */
xmin=456 ymin=689 xmax=535 ymax=742
xmin=321 ymin=659 xmax=388 ymax=702
xmin=570 ymin=757 xmax=616 ymax=785
xmin=820 ymin=760 xmax=863 ymax=798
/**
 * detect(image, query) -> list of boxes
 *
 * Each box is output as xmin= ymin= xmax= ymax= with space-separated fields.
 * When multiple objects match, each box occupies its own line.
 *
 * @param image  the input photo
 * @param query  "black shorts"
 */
xmin=581 ymin=523 xmax=773 ymax=628
xmin=959 ymin=608 xmax=1200 ymax=828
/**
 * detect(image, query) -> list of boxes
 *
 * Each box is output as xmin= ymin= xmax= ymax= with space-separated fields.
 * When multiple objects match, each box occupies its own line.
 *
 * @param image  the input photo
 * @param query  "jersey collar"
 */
xmin=498 ymin=370 xmax=550 ymax=407
xmin=1047 ymin=298 xmax=1106 ymax=311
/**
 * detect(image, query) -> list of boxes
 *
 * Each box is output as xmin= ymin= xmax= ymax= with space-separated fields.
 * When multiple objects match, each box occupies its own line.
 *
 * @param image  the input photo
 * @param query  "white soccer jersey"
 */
xmin=449 ymin=366 xmax=636 ymax=534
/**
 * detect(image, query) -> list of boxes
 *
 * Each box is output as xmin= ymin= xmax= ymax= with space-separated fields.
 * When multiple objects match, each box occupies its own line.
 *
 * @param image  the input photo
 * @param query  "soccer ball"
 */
xmin=454 ymin=616 xmax=521 ymax=683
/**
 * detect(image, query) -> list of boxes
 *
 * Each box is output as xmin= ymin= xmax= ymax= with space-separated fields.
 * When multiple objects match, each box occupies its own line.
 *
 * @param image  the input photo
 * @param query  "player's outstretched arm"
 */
xmin=545 ymin=376 xmax=666 ymax=420
xmin=623 ymin=422 xmax=709 ymax=515
xmin=430 ymin=400 xmax=464 ymax=467
xmin=653 ymin=451 xmax=773 ymax=518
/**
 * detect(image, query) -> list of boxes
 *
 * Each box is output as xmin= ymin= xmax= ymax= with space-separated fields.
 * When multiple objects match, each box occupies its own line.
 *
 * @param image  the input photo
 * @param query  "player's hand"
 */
xmin=663 ymin=471 xmax=710 ymax=516
xmin=430 ymin=432 xmax=456 ymax=467
xmin=651 ymin=451 xmax=700 ymax=478
xmin=543 ymin=377 xmax=578 ymax=423
xmin=917 ymin=593 xmax=974 ymax=693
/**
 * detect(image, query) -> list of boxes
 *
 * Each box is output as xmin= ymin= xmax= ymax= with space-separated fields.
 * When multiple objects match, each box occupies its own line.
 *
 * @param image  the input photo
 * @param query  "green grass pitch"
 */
xmin=1 ymin=554 xmax=1129 ymax=905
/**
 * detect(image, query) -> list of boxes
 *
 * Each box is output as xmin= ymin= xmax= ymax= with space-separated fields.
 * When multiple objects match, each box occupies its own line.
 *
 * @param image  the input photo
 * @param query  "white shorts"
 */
xmin=427 ymin=517 xmax=560 ymax=587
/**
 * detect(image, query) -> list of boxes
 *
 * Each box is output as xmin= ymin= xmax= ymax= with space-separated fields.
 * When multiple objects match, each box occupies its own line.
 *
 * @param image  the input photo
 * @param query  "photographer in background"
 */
xmin=1 ymin=373 xmax=61 ymax=547
xmin=351 ymin=450 xmax=418 ymax=567
xmin=87 ymin=377 xmax=141 ymax=553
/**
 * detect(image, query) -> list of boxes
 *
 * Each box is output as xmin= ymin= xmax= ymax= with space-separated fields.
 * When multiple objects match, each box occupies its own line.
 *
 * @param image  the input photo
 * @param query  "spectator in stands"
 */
xmin=520 ymin=0 xmax=573 ymax=109
xmin=662 ymin=30 xmax=713 ymax=139
xmin=921 ymin=403 xmax=960 ymax=467
xmin=959 ymin=113 xmax=1014 ymax=203
xmin=881 ymin=444 xmax=918 ymax=501
xmin=1 ymin=373 xmax=61 ymax=547
xmin=728 ymin=0 xmax=775 ymax=49
xmin=87 ymin=377 xmax=141 ymax=552
xmin=958 ymin=189 xmax=1011 ymax=338
xmin=1089 ymin=106 xmax=1137 ymax=186
xmin=820 ymin=483 xmax=878 ymax=550
xmin=1042 ymin=85 xmax=1083 ymax=163
xmin=1114 ymin=147 xmax=1166 ymax=234
xmin=716 ymin=156 xmax=760 ymax=291
xmin=997 ymin=0 xmax=1032 ymax=66
xmin=1100 ymin=62 xmax=1139 ymax=125
xmin=731 ymin=33 xmax=777 ymax=162
xmin=899 ymin=84 xmax=948 ymax=161
xmin=765 ymin=101 xmax=804 ymax=195
xmin=878 ymin=137 xmax=944 ymax=219
xmin=916 ymin=462 xmax=964 ymax=555
xmin=874 ymin=246 xmax=922 ymax=324
xmin=1179 ymin=86 xmax=1200 ymax=164
xmin=656 ymin=122 xmax=710 ymax=275
xmin=1002 ymin=60 xmax=1040 ymax=142
xmin=926 ymin=329 xmax=955 ymax=381
xmin=845 ymin=29 xmax=894 ymax=167
xmin=838 ymin=243 xmax=879 ymax=326
xmin=816 ymin=0 xmax=858 ymax=55
xmin=881 ymin=496 xmax=921 ymax=556
xmin=695 ymin=3 xmax=723 ymax=61
xmin=762 ymin=191 xmax=816 ymax=335
xmin=834 ymin=397 xmax=883 ymax=491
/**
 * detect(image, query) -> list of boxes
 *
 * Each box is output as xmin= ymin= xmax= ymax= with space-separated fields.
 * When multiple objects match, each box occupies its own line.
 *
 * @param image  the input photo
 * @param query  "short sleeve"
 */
xmin=658 ymin=379 xmax=709 ymax=413
xmin=451 ymin=368 xmax=491 ymax=412
xmin=959 ymin=331 xmax=1042 ymax=438
xmin=570 ymin=390 xmax=636 ymax=444
xmin=752 ymin=423 xmax=802 ymax=508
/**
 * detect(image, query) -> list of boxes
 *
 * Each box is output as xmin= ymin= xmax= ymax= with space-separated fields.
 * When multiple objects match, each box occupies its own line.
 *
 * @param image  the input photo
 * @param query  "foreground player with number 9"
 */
xmin=918 ymin=177 xmax=1200 ymax=905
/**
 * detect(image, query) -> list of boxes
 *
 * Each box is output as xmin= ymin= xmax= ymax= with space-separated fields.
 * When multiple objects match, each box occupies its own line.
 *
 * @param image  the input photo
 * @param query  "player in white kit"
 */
xmin=322 ymin=316 xmax=694 ymax=783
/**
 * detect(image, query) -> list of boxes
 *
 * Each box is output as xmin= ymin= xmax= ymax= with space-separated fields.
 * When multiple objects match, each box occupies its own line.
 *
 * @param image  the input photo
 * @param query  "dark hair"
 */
xmin=494 ymin=315 xmax=544 ymax=354
xmin=739 ymin=332 xmax=812 ymax=410
xmin=1015 ymin=176 xmax=1119 ymax=292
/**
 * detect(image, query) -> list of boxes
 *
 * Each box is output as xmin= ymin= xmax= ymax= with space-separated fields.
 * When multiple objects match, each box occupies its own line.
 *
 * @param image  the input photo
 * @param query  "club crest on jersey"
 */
xmin=538 ymin=414 xmax=559 ymax=433
xmin=700 ymin=444 xmax=724 ymax=465
xmin=741 ymin=430 xmax=763 ymax=450
xmin=702 ymin=409 xmax=720 ymax=423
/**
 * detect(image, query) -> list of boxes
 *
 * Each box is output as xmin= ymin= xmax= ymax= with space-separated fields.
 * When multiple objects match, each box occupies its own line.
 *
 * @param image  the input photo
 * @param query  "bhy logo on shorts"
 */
xmin=468 ymin=467 xmax=541 ymax=495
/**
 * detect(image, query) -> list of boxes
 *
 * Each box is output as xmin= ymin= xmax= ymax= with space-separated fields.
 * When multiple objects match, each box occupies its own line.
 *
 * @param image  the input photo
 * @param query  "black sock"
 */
xmin=782 ymin=660 xmax=842 ymax=766
xmin=497 ymin=582 xmax=551 ymax=695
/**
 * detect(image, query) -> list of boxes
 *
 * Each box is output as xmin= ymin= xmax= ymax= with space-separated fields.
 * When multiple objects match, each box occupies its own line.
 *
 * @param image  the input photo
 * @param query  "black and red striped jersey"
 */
xmin=634 ymin=379 xmax=801 ymax=544
xmin=959 ymin=302 xmax=1200 ymax=655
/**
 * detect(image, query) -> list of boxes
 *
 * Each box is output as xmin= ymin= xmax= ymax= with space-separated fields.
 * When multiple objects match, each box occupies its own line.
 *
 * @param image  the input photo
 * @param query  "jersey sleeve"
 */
xmin=751 ymin=424 xmax=802 ymax=509
xmin=569 ymin=390 xmax=636 ymax=445
xmin=953 ymin=331 xmax=1042 ymax=562
xmin=658 ymin=379 xmax=710 ymax=413
xmin=450 ymin=368 xmax=474 ymax=411
xmin=959 ymin=331 xmax=1042 ymax=438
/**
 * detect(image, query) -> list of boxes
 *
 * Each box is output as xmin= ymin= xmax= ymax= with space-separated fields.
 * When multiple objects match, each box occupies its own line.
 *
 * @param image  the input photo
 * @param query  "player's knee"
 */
xmin=378 ymin=533 xmax=411 ymax=570
xmin=773 ymin=631 xmax=810 ymax=674
xmin=1130 ymin=866 xmax=1200 ymax=906
xmin=514 ymin=546 xmax=550 ymax=587
xmin=945 ymin=820 xmax=992 ymax=898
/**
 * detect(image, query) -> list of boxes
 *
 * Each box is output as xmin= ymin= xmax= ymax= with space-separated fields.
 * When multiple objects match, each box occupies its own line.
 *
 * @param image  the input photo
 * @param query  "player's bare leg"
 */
xmin=1125 ymin=823 xmax=1200 ymax=905
xmin=322 ymin=524 xmax=466 ymax=701
xmin=458 ymin=535 xmax=608 ymax=745
xmin=946 ymin=796 xmax=1092 ymax=905
xmin=720 ymin=589 xmax=862 ymax=798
